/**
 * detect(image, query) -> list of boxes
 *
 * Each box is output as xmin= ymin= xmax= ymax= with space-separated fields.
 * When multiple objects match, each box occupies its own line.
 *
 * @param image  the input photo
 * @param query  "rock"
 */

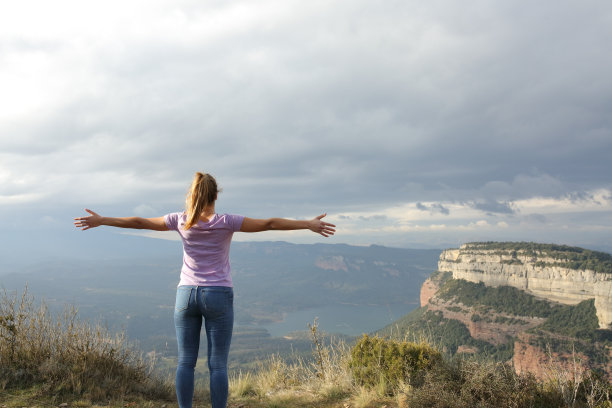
xmin=420 ymin=277 xmax=438 ymax=307
xmin=512 ymin=332 xmax=599 ymax=381
xmin=438 ymin=244 xmax=612 ymax=328
xmin=315 ymin=255 xmax=348 ymax=271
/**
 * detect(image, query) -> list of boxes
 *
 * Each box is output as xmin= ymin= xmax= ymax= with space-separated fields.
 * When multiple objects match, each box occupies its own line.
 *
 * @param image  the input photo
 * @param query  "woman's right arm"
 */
xmin=74 ymin=209 xmax=168 ymax=231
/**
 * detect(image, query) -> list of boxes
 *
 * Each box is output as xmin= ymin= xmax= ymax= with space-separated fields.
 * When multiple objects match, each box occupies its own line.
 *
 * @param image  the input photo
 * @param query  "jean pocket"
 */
xmin=202 ymin=288 xmax=233 ymax=315
xmin=175 ymin=287 xmax=192 ymax=312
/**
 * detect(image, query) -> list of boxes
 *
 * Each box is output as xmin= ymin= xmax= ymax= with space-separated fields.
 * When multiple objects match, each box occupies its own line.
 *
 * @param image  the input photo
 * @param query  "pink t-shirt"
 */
xmin=164 ymin=212 xmax=244 ymax=287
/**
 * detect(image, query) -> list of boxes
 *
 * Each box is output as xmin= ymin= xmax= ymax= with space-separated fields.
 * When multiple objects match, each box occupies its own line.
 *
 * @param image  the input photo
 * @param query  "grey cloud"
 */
xmin=566 ymin=191 xmax=596 ymax=203
xmin=0 ymin=0 xmax=611 ymax=241
xmin=416 ymin=202 xmax=450 ymax=215
xmin=524 ymin=214 xmax=548 ymax=224
xmin=471 ymin=200 xmax=515 ymax=215
xmin=476 ymin=173 xmax=567 ymax=204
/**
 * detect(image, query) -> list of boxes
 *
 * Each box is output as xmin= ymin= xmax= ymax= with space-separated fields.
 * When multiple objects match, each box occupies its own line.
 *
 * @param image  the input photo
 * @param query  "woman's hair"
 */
xmin=184 ymin=172 xmax=219 ymax=230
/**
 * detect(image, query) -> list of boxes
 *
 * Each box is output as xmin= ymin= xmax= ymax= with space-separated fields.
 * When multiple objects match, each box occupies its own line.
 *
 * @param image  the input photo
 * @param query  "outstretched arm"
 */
xmin=74 ymin=209 xmax=168 ymax=231
xmin=240 ymin=214 xmax=336 ymax=237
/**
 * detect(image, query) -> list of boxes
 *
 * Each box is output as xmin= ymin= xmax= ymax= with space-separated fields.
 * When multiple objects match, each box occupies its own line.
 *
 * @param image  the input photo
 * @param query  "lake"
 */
xmin=263 ymin=302 xmax=419 ymax=337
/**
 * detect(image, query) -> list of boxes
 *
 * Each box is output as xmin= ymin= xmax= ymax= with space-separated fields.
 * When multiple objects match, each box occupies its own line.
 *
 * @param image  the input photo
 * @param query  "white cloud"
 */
xmin=469 ymin=220 xmax=489 ymax=228
xmin=0 ymin=192 xmax=47 ymax=205
xmin=514 ymin=189 xmax=612 ymax=214
xmin=319 ymin=188 xmax=612 ymax=247
xmin=133 ymin=204 xmax=158 ymax=217
xmin=120 ymin=230 xmax=180 ymax=241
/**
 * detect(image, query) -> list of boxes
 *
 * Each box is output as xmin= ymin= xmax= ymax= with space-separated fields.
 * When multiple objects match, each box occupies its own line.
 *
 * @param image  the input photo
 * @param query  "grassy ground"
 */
xmin=1 ymin=386 xmax=175 ymax=408
xmin=0 ymin=387 xmax=399 ymax=408
xmin=3 ymin=289 xmax=612 ymax=408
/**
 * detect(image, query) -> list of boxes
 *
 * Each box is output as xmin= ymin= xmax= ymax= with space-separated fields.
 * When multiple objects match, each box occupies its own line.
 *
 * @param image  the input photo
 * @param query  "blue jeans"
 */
xmin=174 ymin=286 xmax=234 ymax=408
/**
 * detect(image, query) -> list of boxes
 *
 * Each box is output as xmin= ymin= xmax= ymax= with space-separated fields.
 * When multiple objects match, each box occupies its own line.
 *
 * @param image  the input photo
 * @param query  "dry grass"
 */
xmin=0 ymin=287 xmax=174 ymax=402
xmin=227 ymin=322 xmax=391 ymax=408
xmin=544 ymin=345 xmax=612 ymax=408
xmin=225 ymin=331 xmax=612 ymax=408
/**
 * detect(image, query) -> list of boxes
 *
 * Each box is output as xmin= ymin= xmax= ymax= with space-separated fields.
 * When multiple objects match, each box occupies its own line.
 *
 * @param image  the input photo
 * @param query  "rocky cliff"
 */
xmin=384 ymin=242 xmax=612 ymax=380
xmin=437 ymin=243 xmax=612 ymax=329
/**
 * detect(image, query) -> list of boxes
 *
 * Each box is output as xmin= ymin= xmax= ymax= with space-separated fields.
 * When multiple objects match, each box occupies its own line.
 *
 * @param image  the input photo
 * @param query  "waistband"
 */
xmin=177 ymin=285 xmax=233 ymax=292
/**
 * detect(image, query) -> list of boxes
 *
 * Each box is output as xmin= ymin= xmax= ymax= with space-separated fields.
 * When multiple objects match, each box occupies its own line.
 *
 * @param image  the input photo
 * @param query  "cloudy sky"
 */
xmin=1 ymin=0 xmax=611 ymax=264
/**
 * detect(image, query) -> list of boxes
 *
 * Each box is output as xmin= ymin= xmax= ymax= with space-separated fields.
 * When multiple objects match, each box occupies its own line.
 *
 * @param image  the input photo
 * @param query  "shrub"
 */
xmin=535 ymin=299 xmax=599 ymax=338
xmin=0 ymin=287 xmax=172 ymax=400
xmin=407 ymin=359 xmax=564 ymax=408
xmin=349 ymin=334 xmax=442 ymax=391
xmin=437 ymin=279 xmax=560 ymax=318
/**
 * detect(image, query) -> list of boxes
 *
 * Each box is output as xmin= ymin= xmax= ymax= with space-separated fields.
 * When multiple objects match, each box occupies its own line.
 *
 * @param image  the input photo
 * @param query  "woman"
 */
xmin=73 ymin=172 xmax=336 ymax=408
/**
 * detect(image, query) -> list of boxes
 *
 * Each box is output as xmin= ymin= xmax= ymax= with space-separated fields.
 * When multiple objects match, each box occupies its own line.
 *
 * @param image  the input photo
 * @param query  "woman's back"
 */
xmin=165 ymin=212 xmax=244 ymax=287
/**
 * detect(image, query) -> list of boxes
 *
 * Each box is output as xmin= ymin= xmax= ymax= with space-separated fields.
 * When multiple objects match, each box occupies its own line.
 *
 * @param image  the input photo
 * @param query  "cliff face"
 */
xmin=438 ymin=245 xmax=612 ymax=329
xmin=426 ymin=296 xmax=544 ymax=346
xmin=380 ymin=242 xmax=612 ymax=380
xmin=512 ymin=332 xmax=612 ymax=381
xmin=420 ymin=277 xmax=439 ymax=308
xmin=512 ymin=333 xmax=587 ymax=380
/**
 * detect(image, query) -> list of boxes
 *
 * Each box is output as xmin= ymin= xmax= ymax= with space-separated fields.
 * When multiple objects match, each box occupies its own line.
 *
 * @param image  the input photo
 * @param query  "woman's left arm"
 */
xmin=74 ymin=209 xmax=169 ymax=231
xmin=240 ymin=214 xmax=336 ymax=237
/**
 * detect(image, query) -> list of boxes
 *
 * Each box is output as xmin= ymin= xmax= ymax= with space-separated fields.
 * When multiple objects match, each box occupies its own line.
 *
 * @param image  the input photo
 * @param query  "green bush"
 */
xmin=438 ymin=279 xmax=560 ymax=318
xmin=349 ymin=334 xmax=442 ymax=390
xmin=534 ymin=299 xmax=599 ymax=338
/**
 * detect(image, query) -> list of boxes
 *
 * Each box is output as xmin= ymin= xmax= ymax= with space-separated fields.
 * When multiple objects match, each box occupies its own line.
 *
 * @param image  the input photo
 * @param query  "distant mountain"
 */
xmin=0 ymin=241 xmax=440 ymax=365
xmin=378 ymin=242 xmax=612 ymax=379
xmin=230 ymin=242 xmax=439 ymax=325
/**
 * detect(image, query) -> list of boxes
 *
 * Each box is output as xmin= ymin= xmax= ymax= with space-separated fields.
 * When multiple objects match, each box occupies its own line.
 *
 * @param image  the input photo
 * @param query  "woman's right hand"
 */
xmin=74 ymin=209 xmax=102 ymax=230
xmin=308 ymin=214 xmax=336 ymax=237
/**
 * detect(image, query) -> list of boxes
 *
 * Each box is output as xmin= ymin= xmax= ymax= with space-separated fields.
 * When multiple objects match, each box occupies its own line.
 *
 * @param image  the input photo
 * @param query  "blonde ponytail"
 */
xmin=184 ymin=172 xmax=218 ymax=230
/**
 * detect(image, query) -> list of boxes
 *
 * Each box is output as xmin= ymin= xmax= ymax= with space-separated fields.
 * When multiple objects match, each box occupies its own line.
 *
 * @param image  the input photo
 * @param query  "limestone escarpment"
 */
xmin=378 ymin=243 xmax=612 ymax=380
xmin=438 ymin=243 xmax=612 ymax=329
